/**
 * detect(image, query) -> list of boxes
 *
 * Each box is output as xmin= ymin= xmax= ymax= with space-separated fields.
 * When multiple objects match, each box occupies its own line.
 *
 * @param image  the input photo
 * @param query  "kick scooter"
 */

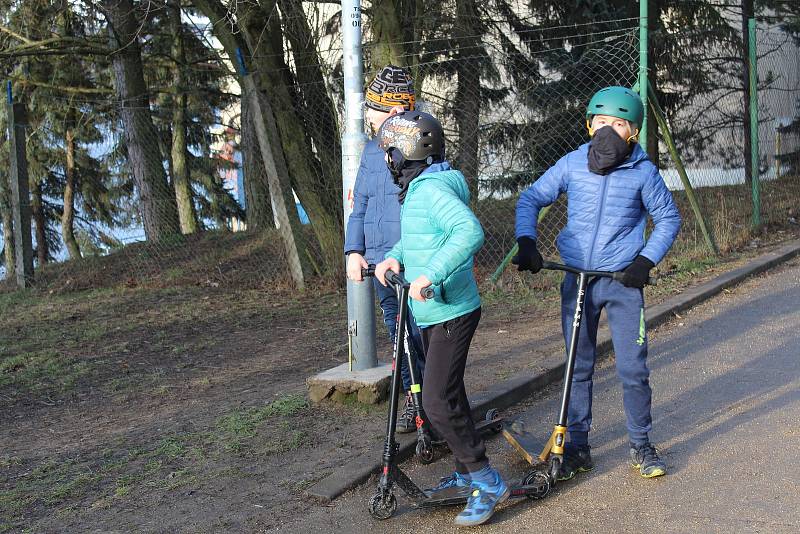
xmin=361 ymin=266 xmax=503 ymax=465
xmin=504 ymin=261 xmax=656 ymax=485
xmin=367 ymin=270 xmax=550 ymax=520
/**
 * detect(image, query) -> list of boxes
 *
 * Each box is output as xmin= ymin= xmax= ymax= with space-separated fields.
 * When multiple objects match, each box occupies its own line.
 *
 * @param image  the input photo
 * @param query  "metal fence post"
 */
xmin=638 ymin=0 xmax=648 ymax=150
xmin=748 ymin=17 xmax=760 ymax=228
xmin=6 ymin=83 xmax=34 ymax=288
xmin=341 ymin=0 xmax=376 ymax=371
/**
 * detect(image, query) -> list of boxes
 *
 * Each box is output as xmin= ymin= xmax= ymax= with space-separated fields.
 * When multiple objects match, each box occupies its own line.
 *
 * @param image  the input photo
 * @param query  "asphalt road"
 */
xmin=282 ymin=258 xmax=800 ymax=533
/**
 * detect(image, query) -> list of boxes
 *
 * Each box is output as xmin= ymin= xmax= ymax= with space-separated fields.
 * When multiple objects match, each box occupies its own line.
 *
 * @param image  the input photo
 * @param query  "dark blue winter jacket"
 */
xmin=344 ymin=140 xmax=402 ymax=264
xmin=515 ymin=142 xmax=681 ymax=271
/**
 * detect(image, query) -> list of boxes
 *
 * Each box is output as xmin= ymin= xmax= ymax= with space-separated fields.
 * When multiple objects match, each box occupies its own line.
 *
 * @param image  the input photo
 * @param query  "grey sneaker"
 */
xmin=630 ymin=442 xmax=666 ymax=478
xmin=396 ymin=394 xmax=417 ymax=434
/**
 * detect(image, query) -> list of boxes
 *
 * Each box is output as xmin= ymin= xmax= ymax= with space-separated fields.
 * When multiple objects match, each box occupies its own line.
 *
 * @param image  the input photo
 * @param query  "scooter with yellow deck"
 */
xmin=504 ymin=260 xmax=657 ymax=484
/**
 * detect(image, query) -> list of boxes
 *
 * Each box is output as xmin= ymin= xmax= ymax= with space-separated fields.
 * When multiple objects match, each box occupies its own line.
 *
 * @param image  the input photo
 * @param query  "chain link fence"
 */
xmin=2 ymin=12 xmax=800 ymax=291
xmin=651 ymin=22 xmax=800 ymax=262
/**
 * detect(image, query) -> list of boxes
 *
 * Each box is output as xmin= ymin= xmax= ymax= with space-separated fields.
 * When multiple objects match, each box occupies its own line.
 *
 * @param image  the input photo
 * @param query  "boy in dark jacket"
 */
xmin=374 ymin=111 xmax=508 ymax=527
xmin=515 ymin=86 xmax=681 ymax=479
xmin=344 ymin=65 xmax=425 ymax=433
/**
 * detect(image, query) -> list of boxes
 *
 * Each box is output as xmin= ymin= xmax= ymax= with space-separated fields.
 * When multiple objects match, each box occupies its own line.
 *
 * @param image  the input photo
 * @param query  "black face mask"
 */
xmin=387 ymin=148 xmax=429 ymax=204
xmin=588 ymin=126 xmax=633 ymax=175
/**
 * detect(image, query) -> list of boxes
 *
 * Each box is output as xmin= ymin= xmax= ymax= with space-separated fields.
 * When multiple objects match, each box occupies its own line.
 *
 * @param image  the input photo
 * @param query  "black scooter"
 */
xmin=367 ymin=270 xmax=550 ymax=520
xmin=361 ymin=266 xmax=503 ymax=465
xmin=503 ymin=261 xmax=657 ymax=488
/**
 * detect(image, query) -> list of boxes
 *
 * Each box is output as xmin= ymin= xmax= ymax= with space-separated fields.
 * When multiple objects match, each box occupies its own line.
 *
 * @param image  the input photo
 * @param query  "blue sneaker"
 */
xmin=454 ymin=466 xmax=510 ymax=527
xmin=427 ymin=471 xmax=471 ymax=494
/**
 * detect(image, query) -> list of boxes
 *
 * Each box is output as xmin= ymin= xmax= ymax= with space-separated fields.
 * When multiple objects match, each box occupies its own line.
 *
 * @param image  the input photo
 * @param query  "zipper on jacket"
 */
xmin=586 ymin=175 xmax=610 ymax=269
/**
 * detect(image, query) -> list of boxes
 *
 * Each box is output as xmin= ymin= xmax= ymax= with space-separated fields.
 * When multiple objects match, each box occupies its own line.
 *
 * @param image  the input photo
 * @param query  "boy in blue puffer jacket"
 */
xmin=344 ymin=66 xmax=425 ymax=434
xmin=515 ymin=86 xmax=681 ymax=480
xmin=374 ymin=111 xmax=508 ymax=527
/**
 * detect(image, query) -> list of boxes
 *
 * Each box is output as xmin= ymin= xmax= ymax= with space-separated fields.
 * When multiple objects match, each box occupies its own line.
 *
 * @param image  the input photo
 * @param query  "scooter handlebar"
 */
xmin=541 ymin=261 xmax=658 ymax=286
xmin=361 ymin=265 xmax=436 ymax=298
xmin=385 ymin=270 xmax=435 ymax=299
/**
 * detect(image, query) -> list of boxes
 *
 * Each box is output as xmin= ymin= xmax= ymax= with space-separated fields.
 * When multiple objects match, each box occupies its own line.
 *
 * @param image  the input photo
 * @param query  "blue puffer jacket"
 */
xmin=515 ymin=142 xmax=681 ymax=271
xmin=344 ymin=140 xmax=401 ymax=264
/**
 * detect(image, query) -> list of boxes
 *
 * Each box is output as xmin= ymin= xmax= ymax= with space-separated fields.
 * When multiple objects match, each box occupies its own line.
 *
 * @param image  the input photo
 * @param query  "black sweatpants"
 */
xmin=421 ymin=307 xmax=487 ymax=473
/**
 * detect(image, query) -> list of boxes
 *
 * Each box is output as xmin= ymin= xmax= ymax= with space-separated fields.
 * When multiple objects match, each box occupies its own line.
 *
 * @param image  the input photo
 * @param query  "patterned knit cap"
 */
xmin=365 ymin=65 xmax=415 ymax=112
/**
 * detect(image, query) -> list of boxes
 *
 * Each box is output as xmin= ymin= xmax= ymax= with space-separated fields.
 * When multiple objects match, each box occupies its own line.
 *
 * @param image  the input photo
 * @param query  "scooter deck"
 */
xmin=427 ymin=414 xmax=504 ymax=447
xmin=430 ymin=415 xmax=504 ymax=443
xmin=502 ymin=420 xmax=543 ymax=466
xmin=476 ymin=415 xmax=505 ymax=435
xmin=416 ymin=479 xmax=549 ymax=508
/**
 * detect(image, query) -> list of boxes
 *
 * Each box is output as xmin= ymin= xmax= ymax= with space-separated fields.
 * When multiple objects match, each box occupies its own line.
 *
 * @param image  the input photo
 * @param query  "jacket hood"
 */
xmin=410 ymin=162 xmax=470 ymax=204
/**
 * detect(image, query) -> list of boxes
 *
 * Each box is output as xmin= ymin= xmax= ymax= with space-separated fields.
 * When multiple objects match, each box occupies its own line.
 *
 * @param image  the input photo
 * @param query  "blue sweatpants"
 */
xmin=373 ymin=278 xmax=425 ymax=391
xmin=560 ymin=273 xmax=652 ymax=446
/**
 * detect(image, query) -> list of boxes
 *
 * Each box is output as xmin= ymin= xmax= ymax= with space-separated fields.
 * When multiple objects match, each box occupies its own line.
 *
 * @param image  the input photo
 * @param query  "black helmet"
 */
xmin=377 ymin=111 xmax=445 ymax=163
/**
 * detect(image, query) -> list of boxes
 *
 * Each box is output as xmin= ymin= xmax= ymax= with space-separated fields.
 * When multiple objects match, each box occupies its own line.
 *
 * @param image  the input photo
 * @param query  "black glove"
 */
xmin=513 ymin=237 xmax=543 ymax=273
xmin=620 ymin=255 xmax=655 ymax=289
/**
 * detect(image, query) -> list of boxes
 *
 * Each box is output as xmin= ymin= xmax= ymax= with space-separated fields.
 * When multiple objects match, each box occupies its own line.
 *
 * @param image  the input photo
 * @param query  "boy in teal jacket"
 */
xmin=374 ymin=111 xmax=508 ymax=527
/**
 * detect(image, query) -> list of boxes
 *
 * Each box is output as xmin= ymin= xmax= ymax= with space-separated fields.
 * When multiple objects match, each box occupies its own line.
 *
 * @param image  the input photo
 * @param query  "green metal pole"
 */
xmin=638 ymin=0 xmax=648 ymax=149
xmin=647 ymin=81 xmax=718 ymax=255
xmin=748 ymin=17 xmax=760 ymax=227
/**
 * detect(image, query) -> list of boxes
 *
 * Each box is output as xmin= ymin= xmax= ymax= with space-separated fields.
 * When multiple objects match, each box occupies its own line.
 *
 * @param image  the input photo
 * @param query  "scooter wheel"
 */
xmin=548 ymin=456 xmax=562 ymax=482
xmin=522 ymin=470 xmax=551 ymax=500
xmin=417 ymin=440 xmax=435 ymax=464
xmin=368 ymin=492 xmax=397 ymax=520
xmin=485 ymin=408 xmax=499 ymax=422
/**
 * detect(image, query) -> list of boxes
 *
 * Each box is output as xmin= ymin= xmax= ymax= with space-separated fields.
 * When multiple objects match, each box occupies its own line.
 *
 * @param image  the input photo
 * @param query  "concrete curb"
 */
xmin=307 ymin=240 xmax=800 ymax=502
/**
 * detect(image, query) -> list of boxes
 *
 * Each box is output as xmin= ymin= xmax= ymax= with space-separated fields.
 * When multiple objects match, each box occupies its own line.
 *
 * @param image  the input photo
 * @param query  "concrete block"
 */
xmin=306 ymin=362 xmax=392 ymax=405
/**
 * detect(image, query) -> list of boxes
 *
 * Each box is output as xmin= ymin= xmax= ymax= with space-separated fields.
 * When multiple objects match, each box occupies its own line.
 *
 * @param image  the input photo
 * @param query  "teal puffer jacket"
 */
xmin=386 ymin=163 xmax=484 ymax=328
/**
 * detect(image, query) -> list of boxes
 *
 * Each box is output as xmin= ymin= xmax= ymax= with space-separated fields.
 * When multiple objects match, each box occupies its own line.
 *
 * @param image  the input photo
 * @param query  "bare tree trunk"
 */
xmin=0 ymin=172 xmax=14 ymax=277
xmin=62 ymin=126 xmax=82 ymax=259
xmin=278 ymin=0 xmax=342 ymax=204
xmin=370 ymin=0 xmax=409 ymax=69
xmin=241 ymin=93 xmax=274 ymax=229
xmin=30 ymin=178 xmax=48 ymax=265
xmin=104 ymin=0 xmax=181 ymax=241
xmin=239 ymin=0 xmax=342 ymax=272
xmin=169 ymin=0 xmax=198 ymax=234
xmin=454 ymin=0 xmax=481 ymax=204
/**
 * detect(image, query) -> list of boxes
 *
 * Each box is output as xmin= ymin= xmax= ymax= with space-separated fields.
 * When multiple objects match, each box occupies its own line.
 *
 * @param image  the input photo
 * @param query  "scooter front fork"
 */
xmin=539 ymin=424 xmax=567 ymax=480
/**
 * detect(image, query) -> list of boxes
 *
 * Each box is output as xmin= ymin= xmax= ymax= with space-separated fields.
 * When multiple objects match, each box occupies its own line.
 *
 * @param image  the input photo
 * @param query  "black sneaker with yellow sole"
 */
xmin=557 ymin=444 xmax=594 ymax=481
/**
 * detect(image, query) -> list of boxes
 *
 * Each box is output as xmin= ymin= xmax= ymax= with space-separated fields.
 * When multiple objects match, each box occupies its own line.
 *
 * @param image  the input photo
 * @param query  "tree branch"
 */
xmin=12 ymin=77 xmax=114 ymax=94
xmin=0 ymin=24 xmax=34 ymax=45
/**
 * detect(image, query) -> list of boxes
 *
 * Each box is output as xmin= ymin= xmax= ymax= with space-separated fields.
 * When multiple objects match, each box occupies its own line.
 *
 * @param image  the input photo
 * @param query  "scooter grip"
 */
xmin=360 ymin=265 xmax=376 ymax=278
xmin=421 ymin=287 xmax=435 ymax=299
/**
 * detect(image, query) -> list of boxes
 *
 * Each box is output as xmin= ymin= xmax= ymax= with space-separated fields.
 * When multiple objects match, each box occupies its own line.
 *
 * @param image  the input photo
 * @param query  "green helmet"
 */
xmin=586 ymin=86 xmax=644 ymax=126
